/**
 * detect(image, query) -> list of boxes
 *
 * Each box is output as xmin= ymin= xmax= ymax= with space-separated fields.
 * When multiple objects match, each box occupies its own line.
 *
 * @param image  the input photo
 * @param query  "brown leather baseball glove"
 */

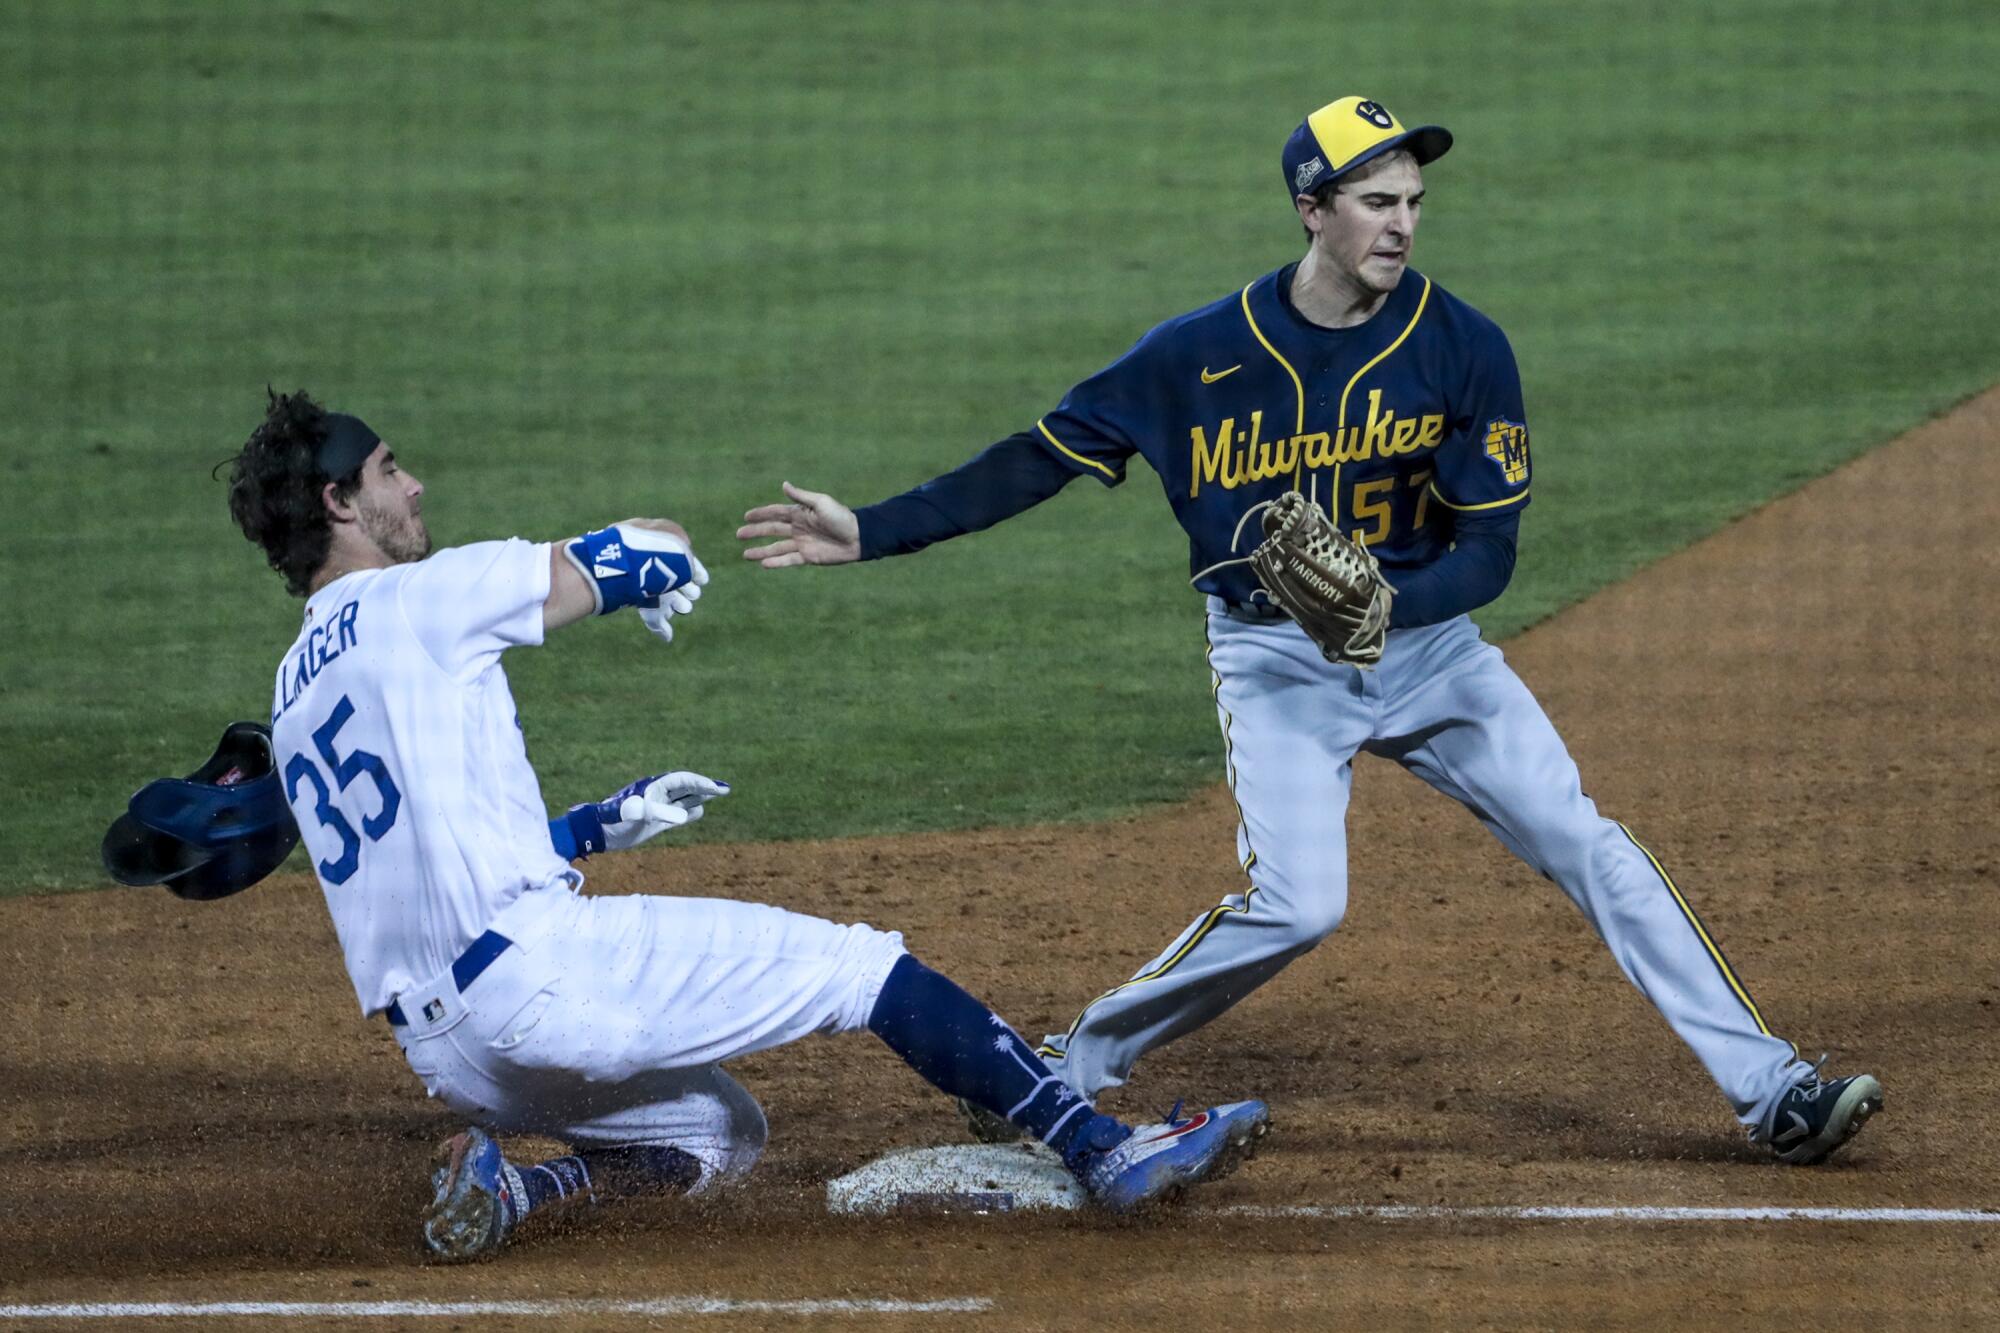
xmin=1247 ymin=492 xmax=1396 ymax=668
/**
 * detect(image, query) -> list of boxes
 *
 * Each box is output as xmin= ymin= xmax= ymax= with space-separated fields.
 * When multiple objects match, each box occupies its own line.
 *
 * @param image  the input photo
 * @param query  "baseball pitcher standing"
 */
xmin=739 ymin=97 xmax=1881 ymax=1165
xmin=226 ymin=391 xmax=1268 ymax=1260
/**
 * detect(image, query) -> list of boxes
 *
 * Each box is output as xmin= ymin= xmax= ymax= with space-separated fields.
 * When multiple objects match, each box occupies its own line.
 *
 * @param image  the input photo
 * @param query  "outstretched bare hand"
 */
xmin=737 ymin=482 xmax=861 ymax=568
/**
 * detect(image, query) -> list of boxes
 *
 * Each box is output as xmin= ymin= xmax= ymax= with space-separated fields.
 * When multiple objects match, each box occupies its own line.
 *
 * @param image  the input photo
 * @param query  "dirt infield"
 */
xmin=4 ymin=389 xmax=1997 ymax=1328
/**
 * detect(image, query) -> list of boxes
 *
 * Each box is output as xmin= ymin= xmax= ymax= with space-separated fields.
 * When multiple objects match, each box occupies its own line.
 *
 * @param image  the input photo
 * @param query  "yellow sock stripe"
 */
xmin=1616 ymin=822 xmax=1772 ymax=1035
xmin=1052 ymin=624 xmax=1263 ymax=1045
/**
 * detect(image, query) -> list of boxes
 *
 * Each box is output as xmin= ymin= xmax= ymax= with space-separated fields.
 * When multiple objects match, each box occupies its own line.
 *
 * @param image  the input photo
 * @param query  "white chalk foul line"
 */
xmin=1218 ymin=1204 xmax=2000 ymax=1224
xmin=9 ymin=1209 xmax=1994 ymax=1320
xmin=0 ymin=1296 xmax=990 ymax=1320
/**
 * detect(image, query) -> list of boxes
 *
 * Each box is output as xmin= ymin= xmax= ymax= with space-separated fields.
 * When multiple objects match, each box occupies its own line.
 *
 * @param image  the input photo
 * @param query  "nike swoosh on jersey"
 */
xmin=1200 ymin=365 xmax=1241 ymax=383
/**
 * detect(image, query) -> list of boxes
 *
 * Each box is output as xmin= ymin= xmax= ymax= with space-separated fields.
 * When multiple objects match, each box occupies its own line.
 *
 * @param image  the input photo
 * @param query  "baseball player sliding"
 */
xmin=224 ymin=390 xmax=1269 ymax=1261
xmin=739 ymin=97 xmax=1882 ymax=1165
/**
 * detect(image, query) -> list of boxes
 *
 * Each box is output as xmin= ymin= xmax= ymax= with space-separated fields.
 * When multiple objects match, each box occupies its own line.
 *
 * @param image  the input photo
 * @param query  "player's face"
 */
xmin=1306 ymin=156 xmax=1425 ymax=296
xmin=351 ymin=443 xmax=431 ymax=565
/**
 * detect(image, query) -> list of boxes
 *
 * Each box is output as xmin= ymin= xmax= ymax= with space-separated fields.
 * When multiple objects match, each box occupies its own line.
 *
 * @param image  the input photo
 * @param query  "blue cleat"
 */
xmin=422 ymin=1126 xmax=525 ymax=1262
xmin=1084 ymin=1100 xmax=1271 ymax=1213
xmin=1759 ymin=1059 xmax=1884 ymax=1166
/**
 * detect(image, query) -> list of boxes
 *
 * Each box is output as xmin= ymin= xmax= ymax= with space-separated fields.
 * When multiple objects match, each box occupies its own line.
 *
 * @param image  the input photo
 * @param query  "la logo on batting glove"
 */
xmin=563 ymin=524 xmax=712 ymax=643
xmin=560 ymin=772 xmax=731 ymax=858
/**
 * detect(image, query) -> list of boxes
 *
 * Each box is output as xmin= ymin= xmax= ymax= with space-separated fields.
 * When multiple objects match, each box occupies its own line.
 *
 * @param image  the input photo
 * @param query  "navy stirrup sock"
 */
xmin=517 ymin=1143 xmax=702 ymax=1218
xmin=518 ymin=1155 xmax=590 ymax=1215
xmin=866 ymin=954 xmax=1126 ymax=1168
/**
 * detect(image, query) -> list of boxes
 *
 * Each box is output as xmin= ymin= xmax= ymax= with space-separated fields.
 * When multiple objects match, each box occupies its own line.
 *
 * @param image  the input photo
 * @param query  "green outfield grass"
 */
xmin=2 ymin=0 xmax=1994 ymax=892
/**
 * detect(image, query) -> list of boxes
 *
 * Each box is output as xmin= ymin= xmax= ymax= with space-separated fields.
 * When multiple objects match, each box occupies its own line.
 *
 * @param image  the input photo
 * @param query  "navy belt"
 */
xmin=1222 ymin=599 xmax=1290 ymax=622
xmin=386 ymin=930 xmax=513 ymax=1026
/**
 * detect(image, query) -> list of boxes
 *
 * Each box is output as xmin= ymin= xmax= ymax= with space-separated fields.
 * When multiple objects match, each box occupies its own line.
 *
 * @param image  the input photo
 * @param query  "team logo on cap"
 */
xmin=1355 ymin=100 xmax=1395 ymax=129
xmin=1294 ymin=158 xmax=1326 ymax=192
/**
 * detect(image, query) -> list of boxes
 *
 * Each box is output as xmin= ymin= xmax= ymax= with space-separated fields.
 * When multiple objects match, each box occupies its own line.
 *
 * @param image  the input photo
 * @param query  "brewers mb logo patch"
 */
xmin=1483 ymin=418 xmax=1530 ymax=485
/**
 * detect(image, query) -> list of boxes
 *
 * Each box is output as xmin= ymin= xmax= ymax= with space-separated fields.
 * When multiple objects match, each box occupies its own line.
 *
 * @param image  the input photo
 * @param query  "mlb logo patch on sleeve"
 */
xmin=1483 ymin=419 xmax=1530 ymax=485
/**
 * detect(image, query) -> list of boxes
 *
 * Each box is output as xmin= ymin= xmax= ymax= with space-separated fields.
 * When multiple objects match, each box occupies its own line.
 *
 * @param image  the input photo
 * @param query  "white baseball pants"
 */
xmin=393 ymin=886 xmax=907 ymax=1189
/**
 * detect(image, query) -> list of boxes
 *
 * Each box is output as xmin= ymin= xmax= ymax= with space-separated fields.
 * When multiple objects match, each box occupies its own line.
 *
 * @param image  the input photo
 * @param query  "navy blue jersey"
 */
xmin=1033 ymin=264 xmax=1530 ymax=604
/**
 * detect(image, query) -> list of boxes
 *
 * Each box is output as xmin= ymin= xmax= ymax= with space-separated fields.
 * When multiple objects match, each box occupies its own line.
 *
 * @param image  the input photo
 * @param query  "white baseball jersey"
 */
xmin=269 ymin=539 xmax=570 ymax=1016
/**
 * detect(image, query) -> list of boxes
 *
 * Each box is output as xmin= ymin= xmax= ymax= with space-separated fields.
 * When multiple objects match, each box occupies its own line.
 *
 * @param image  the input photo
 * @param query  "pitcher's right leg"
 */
xmin=1044 ymin=610 xmax=1373 ymax=1100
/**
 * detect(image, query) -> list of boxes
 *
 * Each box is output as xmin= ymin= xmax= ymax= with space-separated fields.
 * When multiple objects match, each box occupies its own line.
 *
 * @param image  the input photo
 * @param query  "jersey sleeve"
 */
xmin=855 ymin=432 xmax=1079 ymax=560
xmin=396 ymin=538 xmax=551 ymax=679
xmin=1386 ymin=507 xmax=1519 ymax=628
xmin=1429 ymin=320 xmax=1532 ymax=516
xmin=1031 ymin=337 xmax=1156 ymax=488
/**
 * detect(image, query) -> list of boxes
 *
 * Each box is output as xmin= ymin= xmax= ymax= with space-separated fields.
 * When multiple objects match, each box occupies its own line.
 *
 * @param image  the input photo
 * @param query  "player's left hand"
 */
xmin=596 ymin=770 xmax=731 ymax=850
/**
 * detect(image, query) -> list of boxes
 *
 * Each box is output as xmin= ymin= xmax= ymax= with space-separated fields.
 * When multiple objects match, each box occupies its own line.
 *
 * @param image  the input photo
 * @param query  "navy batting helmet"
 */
xmin=102 ymin=721 xmax=301 ymax=901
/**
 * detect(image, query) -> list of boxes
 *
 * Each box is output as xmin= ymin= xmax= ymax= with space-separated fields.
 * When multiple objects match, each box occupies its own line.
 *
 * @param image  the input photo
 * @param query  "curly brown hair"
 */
xmin=226 ymin=389 xmax=363 ymax=597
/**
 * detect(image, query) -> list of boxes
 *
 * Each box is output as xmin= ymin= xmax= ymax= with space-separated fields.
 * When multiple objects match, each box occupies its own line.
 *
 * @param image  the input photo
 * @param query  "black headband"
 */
xmin=316 ymin=413 xmax=380 ymax=480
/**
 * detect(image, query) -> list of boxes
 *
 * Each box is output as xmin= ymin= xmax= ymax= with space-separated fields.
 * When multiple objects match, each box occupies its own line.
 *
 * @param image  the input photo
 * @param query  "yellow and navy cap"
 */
xmin=1283 ymin=96 xmax=1452 ymax=199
